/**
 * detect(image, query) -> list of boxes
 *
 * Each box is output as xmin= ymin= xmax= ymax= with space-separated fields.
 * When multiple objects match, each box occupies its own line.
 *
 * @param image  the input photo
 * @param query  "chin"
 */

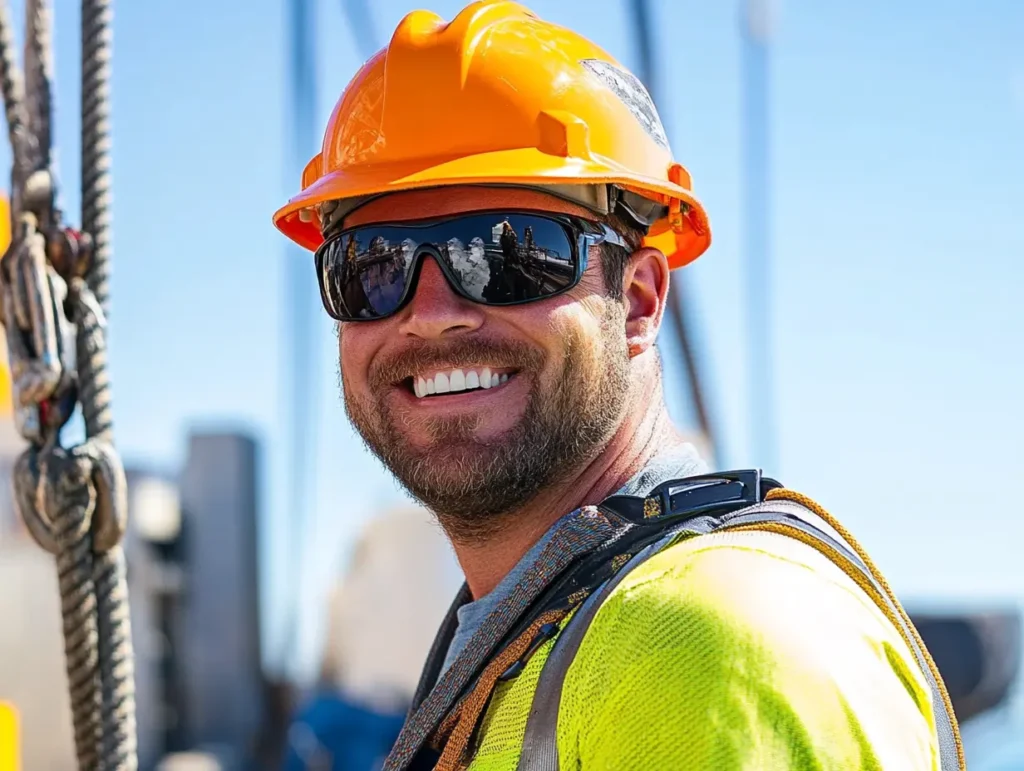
xmin=414 ymin=437 xmax=502 ymax=467
xmin=416 ymin=415 xmax=522 ymax=448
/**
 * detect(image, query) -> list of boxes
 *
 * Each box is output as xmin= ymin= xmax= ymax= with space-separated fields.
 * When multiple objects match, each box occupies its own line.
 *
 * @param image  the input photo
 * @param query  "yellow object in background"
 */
xmin=0 ymin=194 xmax=12 ymax=418
xmin=0 ymin=702 xmax=19 ymax=771
xmin=0 ymin=194 xmax=8 ymax=249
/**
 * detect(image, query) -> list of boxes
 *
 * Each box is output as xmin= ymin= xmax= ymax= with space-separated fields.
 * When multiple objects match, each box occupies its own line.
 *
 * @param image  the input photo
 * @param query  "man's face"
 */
xmin=338 ymin=187 xmax=634 ymax=539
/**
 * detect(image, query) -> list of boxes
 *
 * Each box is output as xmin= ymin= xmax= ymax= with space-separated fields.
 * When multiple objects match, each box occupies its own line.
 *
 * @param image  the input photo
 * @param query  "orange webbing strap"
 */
xmin=756 ymin=489 xmax=966 ymax=770
xmin=434 ymin=609 xmax=567 ymax=771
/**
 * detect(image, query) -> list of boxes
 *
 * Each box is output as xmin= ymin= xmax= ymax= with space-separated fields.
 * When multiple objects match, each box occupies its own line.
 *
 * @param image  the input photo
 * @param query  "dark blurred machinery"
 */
xmin=126 ymin=431 xmax=266 ymax=770
xmin=909 ymin=609 xmax=1021 ymax=724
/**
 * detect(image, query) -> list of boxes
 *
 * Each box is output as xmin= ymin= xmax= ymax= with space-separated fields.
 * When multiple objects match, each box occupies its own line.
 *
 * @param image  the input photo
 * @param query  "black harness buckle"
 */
xmin=600 ymin=469 xmax=782 ymax=524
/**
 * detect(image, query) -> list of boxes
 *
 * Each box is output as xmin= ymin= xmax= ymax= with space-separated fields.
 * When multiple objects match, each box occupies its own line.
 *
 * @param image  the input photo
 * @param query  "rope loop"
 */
xmin=15 ymin=436 xmax=126 ymax=555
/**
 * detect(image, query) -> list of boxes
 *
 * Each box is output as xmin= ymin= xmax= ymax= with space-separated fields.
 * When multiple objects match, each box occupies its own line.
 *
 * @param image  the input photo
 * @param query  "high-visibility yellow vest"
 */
xmin=388 ymin=475 xmax=963 ymax=771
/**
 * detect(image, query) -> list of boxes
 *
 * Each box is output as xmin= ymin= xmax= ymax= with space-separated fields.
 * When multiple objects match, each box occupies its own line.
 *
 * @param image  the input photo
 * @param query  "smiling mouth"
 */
xmin=404 ymin=366 xmax=518 ymax=399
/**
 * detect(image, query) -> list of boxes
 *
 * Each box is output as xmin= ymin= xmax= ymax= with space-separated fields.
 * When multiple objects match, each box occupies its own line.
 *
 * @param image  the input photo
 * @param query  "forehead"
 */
xmin=341 ymin=185 xmax=597 ymax=227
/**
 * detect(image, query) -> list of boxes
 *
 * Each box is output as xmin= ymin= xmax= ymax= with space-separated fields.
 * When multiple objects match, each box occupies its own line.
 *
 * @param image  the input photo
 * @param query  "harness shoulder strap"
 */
xmin=515 ymin=532 xmax=679 ymax=771
xmin=516 ymin=489 xmax=965 ymax=771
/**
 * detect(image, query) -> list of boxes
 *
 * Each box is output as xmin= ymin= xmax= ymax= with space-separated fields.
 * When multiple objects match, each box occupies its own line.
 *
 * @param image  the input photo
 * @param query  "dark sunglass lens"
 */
xmin=437 ymin=214 xmax=578 ymax=304
xmin=319 ymin=229 xmax=415 ymax=319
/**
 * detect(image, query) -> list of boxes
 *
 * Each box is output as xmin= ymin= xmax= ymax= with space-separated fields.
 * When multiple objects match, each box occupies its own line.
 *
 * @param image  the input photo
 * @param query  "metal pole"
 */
xmin=279 ymin=0 xmax=319 ymax=677
xmin=631 ymin=0 xmax=658 ymax=98
xmin=741 ymin=0 xmax=777 ymax=473
xmin=343 ymin=0 xmax=380 ymax=61
xmin=628 ymin=0 xmax=718 ymax=461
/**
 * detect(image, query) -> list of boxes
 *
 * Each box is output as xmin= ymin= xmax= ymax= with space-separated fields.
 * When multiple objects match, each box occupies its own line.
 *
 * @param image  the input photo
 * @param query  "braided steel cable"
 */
xmin=71 ymin=273 xmax=135 ymax=769
xmin=81 ymin=0 xmax=112 ymax=316
xmin=0 ymin=2 xmax=30 ymax=217
xmin=24 ymin=0 xmax=51 ymax=171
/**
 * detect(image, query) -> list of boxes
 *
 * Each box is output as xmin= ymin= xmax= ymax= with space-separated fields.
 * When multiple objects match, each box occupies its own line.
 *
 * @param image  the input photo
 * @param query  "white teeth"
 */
xmin=413 ymin=367 xmax=512 ymax=398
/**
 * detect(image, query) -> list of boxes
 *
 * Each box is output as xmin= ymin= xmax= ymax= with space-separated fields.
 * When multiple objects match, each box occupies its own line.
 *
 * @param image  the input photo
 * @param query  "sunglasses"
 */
xmin=314 ymin=211 xmax=628 ymax=322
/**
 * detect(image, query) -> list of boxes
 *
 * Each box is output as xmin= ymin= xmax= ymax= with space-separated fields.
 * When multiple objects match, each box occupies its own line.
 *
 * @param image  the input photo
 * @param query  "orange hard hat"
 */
xmin=273 ymin=0 xmax=711 ymax=270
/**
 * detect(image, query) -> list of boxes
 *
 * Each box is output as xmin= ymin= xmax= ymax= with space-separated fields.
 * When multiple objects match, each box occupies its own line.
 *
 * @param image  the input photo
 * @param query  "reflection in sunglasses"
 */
xmin=318 ymin=212 xmax=599 ymax=321
xmin=446 ymin=238 xmax=491 ymax=299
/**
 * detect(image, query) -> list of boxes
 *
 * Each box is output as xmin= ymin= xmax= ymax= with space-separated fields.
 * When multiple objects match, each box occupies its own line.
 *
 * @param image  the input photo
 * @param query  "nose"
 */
xmin=396 ymin=256 xmax=486 ymax=340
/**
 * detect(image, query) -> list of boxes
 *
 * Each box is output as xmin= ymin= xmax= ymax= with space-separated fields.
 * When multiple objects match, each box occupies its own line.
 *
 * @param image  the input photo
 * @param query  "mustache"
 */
xmin=370 ymin=338 xmax=544 ymax=387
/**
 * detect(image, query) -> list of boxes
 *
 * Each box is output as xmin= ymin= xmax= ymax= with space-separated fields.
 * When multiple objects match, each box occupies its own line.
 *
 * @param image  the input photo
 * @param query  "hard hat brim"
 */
xmin=273 ymin=147 xmax=711 ymax=270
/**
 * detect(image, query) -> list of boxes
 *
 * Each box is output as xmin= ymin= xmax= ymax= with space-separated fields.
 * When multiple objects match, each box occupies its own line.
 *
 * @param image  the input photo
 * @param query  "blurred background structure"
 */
xmin=0 ymin=0 xmax=1021 ymax=768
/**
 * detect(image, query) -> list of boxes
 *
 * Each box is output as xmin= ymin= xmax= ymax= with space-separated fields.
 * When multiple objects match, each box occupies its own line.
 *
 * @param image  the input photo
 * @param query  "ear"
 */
xmin=622 ymin=247 xmax=669 ymax=358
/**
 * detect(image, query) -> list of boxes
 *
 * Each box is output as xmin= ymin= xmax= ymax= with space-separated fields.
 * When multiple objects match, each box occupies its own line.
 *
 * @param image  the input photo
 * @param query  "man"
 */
xmin=274 ymin=2 xmax=963 ymax=769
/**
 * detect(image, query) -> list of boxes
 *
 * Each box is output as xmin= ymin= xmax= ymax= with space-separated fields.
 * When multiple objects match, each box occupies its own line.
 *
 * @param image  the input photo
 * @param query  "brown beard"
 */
xmin=341 ymin=303 xmax=631 ymax=541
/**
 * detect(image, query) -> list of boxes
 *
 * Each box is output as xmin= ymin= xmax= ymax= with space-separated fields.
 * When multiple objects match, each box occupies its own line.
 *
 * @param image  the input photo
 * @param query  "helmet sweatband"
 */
xmin=315 ymin=184 xmax=666 ymax=239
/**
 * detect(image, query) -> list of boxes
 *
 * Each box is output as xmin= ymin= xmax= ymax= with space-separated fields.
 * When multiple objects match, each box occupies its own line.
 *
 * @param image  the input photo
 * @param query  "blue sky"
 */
xmin=15 ymin=0 xmax=1023 ymax=690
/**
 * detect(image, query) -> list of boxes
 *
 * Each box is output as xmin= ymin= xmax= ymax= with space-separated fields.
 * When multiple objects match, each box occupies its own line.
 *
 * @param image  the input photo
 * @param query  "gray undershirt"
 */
xmin=439 ymin=443 xmax=708 ymax=675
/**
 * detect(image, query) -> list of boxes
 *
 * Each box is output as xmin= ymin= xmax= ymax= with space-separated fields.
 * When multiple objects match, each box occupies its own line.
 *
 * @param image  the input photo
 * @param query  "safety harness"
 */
xmin=382 ymin=471 xmax=965 ymax=771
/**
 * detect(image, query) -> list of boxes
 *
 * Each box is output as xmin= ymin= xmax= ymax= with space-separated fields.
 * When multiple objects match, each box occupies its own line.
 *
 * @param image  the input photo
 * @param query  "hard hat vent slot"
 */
xmin=536 ymin=110 xmax=590 ymax=159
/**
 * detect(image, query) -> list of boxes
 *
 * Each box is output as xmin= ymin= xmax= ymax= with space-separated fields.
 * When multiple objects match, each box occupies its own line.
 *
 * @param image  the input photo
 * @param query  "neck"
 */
xmin=451 ymin=371 xmax=686 ymax=598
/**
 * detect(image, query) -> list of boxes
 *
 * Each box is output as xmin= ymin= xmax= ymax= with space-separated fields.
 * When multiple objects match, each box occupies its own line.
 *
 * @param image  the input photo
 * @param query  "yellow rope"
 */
xmin=764 ymin=488 xmax=965 ymax=770
xmin=435 ymin=610 xmax=567 ymax=771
